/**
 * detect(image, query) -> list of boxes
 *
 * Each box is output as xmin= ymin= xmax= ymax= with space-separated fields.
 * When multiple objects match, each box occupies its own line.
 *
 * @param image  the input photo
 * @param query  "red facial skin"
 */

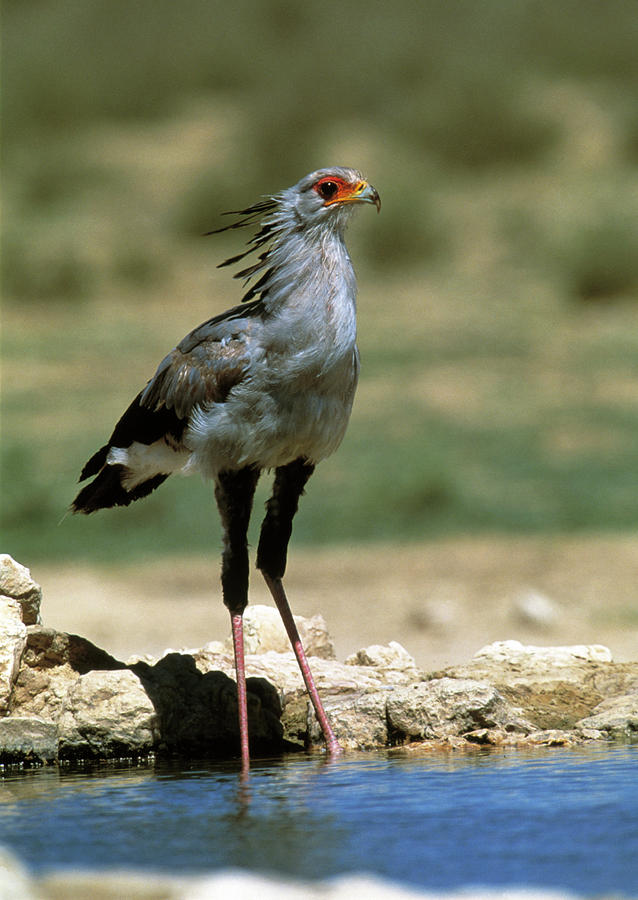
xmin=313 ymin=175 xmax=367 ymax=205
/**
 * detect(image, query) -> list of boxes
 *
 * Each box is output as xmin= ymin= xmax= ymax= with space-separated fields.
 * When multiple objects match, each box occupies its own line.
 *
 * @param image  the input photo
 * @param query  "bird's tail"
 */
xmin=72 ymin=463 xmax=169 ymax=514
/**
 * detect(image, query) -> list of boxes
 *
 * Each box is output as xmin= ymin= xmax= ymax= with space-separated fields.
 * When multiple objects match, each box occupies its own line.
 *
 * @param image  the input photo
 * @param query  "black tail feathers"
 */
xmin=72 ymin=464 xmax=169 ymax=514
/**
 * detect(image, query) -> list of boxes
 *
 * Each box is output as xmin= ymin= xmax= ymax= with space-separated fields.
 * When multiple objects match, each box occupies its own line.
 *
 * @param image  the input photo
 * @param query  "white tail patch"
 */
xmin=107 ymin=440 xmax=189 ymax=490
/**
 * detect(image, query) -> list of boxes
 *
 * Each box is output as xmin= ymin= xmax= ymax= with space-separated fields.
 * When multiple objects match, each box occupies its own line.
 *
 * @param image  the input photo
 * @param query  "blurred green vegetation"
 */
xmin=3 ymin=0 xmax=638 ymax=563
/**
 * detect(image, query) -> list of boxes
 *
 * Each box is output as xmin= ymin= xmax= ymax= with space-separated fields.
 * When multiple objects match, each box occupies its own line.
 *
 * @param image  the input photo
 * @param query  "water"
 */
xmin=1 ymin=746 xmax=637 ymax=895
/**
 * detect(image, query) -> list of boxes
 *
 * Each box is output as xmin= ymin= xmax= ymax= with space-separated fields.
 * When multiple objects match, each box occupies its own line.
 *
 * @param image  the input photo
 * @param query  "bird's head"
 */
xmin=211 ymin=167 xmax=380 ymax=299
xmin=281 ymin=167 xmax=381 ymax=228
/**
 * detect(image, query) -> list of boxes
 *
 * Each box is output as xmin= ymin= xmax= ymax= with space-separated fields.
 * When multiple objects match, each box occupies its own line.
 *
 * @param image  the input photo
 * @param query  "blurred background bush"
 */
xmin=3 ymin=0 xmax=638 ymax=563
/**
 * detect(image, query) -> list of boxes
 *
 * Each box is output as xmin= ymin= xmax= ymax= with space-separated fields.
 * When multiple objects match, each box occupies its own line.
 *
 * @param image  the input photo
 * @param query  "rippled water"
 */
xmin=1 ymin=746 xmax=637 ymax=894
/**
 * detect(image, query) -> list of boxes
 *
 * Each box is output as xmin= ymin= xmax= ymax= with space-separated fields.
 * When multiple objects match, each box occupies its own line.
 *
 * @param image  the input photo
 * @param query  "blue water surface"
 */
xmin=1 ymin=746 xmax=637 ymax=894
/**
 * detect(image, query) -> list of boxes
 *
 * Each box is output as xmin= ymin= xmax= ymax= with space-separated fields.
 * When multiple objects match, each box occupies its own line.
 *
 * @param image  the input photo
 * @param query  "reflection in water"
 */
xmin=0 ymin=746 xmax=637 ymax=894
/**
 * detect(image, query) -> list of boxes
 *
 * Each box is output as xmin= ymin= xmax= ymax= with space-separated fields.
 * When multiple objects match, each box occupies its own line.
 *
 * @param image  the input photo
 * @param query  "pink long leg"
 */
xmin=263 ymin=573 xmax=342 ymax=757
xmin=230 ymin=612 xmax=250 ymax=772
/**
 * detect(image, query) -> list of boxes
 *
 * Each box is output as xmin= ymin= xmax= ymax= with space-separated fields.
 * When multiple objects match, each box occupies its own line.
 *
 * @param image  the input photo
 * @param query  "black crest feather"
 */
xmin=205 ymin=198 xmax=279 ymax=302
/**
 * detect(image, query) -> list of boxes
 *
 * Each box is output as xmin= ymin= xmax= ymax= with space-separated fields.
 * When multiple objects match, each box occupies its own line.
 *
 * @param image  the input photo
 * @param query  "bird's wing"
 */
xmin=78 ymin=299 xmax=264 ymax=482
xmin=140 ymin=316 xmax=253 ymax=419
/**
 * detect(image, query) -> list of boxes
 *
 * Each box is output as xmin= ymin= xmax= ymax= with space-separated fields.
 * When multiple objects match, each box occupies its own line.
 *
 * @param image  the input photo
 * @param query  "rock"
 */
xmin=524 ymin=729 xmax=578 ymax=746
xmin=407 ymin=598 xmax=459 ymax=633
xmin=0 ymin=716 xmax=58 ymax=763
xmin=308 ymin=690 xmax=390 ymax=750
xmin=296 ymin=611 xmax=337 ymax=660
xmin=0 ymin=555 xmax=42 ymax=625
xmin=21 ymin=625 xmax=125 ymax=674
xmin=5 ymin=619 xmax=282 ymax=759
xmin=2 ymin=556 xmax=638 ymax=763
xmin=194 ymin=644 xmax=416 ymax=747
xmin=241 ymin=605 xmax=290 ymax=654
xmin=576 ymin=692 xmax=638 ymax=738
xmin=513 ymin=589 xmax=559 ymax=628
xmin=473 ymin=640 xmax=613 ymax=666
xmin=0 ymin=598 xmax=27 ymax=714
xmin=10 ymin=626 xmax=126 ymax=724
xmin=245 ymin=651 xmax=417 ymax=697
xmin=130 ymin=653 xmax=282 ymax=756
xmin=195 ymin=642 xmax=418 ymax=696
xmin=345 ymin=641 xmax=417 ymax=671
xmin=386 ymin=678 xmax=533 ymax=741
xmin=11 ymin=647 xmax=282 ymax=760
xmin=441 ymin=640 xmax=634 ymax=732
xmin=56 ymin=669 xmax=159 ymax=757
xmin=224 ymin=604 xmax=336 ymax=659
xmin=0 ymin=553 xmax=42 ymax=715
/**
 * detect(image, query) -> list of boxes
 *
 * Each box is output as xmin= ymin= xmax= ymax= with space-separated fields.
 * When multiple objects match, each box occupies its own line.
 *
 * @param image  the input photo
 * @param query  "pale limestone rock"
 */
xmin=443 ymin=643 xmax=638 ymax=734
xmin=408 ymin=597 xmax=459 ymax=633
xmin=223 ymin=604 xmax=336 ymax=659
xmin=238 ymin=605 xmax=290 ymax=654
xmin=513 ymin=589 xmax=560 ymax=628
xmin=10 ymin=625 xmax=125 ymax=724
xmin=250 ymin=653 xmax=417 ymax=707
xmin=193 ymin=644 xmax=419 ymax=749
xmin=2 ymin=555 xmax=638 ymax=761
xmin=57 ymin=669 xmax=158 ymax=755
xmin=295 ymin=611 xmax=336 ymax=660
xmin=195 ymin=646 xmax=416 ymax=701
xmin=0 ymin=598 xmax=27 ymax=714
xmin=0 ymin=555 xmax=42 ymax=625
xmin=474 ymin=640 xmax=613 ymax=666
xmin=308 ymin=689 xmax=389 ymax=750
xmin=576 ymin=692 xmax=638 ymax=738
xmin=0 ymin=716 xmax=58 ymax=762
xmin=130 ymin=652 xmax=282 ymax=755
xmin=345 ymin=641 xmax=417 ymax=671
xmin=386 ymin=677 xmax=533 ymax=740
xmin=21 ymin=625 xmax=124 ymax=674
xmin=194 ymin=639 xmax=227 ymax=657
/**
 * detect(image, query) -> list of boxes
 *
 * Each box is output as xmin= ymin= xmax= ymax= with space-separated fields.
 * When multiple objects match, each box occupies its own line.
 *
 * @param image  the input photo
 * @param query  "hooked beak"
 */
xmin=351 ymin=181 xmax=381 ymax=213
xmin=325 ymin=180 xmax=381 ymax=212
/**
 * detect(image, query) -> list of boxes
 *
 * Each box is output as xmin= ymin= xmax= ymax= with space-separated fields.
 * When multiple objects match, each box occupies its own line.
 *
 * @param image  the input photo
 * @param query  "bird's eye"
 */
xmin=316 ymin=180 xmax=339 ymax=200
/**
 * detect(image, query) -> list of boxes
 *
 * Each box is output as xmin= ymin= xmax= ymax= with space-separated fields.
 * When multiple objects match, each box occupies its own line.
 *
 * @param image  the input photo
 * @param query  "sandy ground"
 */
xmin=30 ymin=535 xmax=638 ymax=670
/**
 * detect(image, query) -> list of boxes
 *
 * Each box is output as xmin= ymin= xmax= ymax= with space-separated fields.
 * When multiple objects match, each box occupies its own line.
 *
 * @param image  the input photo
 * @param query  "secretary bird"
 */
xmin=72 ymin=167 xmax=380 ymax=768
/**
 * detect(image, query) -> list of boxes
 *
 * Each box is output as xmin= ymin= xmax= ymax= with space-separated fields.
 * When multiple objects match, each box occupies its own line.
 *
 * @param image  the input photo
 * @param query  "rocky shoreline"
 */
xmin=1 ymin=553 xmax=637 ymax=765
